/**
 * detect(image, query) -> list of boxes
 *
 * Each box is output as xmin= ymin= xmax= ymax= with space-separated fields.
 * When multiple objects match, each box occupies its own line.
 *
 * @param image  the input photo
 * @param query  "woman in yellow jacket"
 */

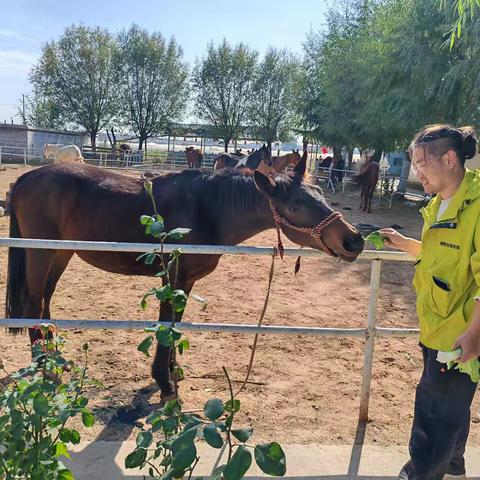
xmin=382 ymin=124 xmax=479 ymax=480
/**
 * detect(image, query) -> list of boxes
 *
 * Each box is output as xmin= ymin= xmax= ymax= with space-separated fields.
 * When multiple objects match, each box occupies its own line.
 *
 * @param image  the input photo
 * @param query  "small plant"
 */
xmin=128 ymin=181 xmax=286 ymax=479
xmin=0 ymin=325 xmax=98 ymax=479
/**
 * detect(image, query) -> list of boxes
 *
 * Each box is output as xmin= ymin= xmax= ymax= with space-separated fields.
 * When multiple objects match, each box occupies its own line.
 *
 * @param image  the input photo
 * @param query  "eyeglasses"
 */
xmin=411 ymin=160 xmax=428 ymax=175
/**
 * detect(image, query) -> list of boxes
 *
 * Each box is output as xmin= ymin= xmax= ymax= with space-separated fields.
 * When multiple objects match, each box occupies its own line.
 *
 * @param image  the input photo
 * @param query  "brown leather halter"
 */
xmin=268 ymin=199 xmax=343 ymax=258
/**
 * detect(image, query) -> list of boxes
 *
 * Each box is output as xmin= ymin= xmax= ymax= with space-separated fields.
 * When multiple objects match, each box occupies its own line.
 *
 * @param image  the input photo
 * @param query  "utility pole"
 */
xmin=22 ymin=94 xmax=26 ymax=124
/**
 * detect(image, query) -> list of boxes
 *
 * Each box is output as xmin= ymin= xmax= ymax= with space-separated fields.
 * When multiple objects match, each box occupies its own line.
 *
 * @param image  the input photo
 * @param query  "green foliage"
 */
xmin=0 ymin=333 xmax=97 ymax=479
xmin=248 ymin=48 xmax=300 ymax=146
xmin=192 ymin=39 xmax=258 ymax=151
xmin=131 ymin=182 xmax=286 ymax=479
xmin=116 ymin=24 xmax=189 ymax=150
xmin=30 ymin=25 xmax=120 ymax=147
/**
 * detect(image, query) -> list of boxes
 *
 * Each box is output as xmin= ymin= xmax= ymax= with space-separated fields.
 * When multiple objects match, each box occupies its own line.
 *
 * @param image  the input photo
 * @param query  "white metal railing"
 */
xmin=0 ymin=238 xmax=416 ymax=422
xmin=0 ymin=146 xmax=44 ymax=165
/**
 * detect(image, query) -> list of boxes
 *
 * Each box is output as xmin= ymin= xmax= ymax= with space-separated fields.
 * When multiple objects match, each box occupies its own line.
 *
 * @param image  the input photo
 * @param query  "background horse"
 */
xmin=269 ymin=149 xmax=302 ymax=173
xmin=43 ymin=144 xmax=84 ymax=164
xmin=5 ymin=156 xmax=364 ymax=400
xmin=185 ymin=147 xmax=203 ymax=168
xmin=213 ymin=144 xmax=270 ymax=171
xmin=351 ymin=160 xmax=380 ymax=213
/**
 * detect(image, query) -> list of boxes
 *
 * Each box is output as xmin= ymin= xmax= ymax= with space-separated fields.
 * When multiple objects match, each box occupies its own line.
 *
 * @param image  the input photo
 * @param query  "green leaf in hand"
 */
xmin=364 ymin=231 xmax=385 ymax=250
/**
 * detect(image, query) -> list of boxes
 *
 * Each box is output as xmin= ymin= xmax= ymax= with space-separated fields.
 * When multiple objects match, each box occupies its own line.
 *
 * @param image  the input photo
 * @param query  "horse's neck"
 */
xmin=214 ymin=177 xmax=274 ymax=245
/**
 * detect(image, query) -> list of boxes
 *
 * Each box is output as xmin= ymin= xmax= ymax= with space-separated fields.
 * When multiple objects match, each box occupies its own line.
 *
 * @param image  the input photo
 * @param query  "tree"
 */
xmin=17 ymin=90 xmax=66 ymax=130
xmin=117 ymin=25 xmax=189 ymax=151
xmin=248 ymin=48 xmax=299 ymax=150
xmin=193 ymin=39 xmax=258 ymax=152
xmin=439 ymin=0 xmax=480 ymax=47
xmin=30 ymin=25 xmax=119 ymax=148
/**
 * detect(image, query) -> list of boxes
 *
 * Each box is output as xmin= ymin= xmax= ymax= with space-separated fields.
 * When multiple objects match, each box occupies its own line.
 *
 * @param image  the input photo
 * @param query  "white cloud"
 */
xmin=0 ymin=50 xmax=39 ymax=77
xmin=0 ymin=29 xmax=31 ymax=42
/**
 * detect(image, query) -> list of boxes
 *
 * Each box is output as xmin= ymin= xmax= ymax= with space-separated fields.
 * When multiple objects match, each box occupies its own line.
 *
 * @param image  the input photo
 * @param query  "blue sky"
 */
xmin=0 ymin=0 xmax=328 ymax=123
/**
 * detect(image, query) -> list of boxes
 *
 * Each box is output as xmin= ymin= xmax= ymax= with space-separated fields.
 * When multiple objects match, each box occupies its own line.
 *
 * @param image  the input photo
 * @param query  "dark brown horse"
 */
xmin=5 ymin=156 xmax=364 ymax=400
xmin=352 ymin=160 xmax=380 ymax=213
xmin=185 ymin=147 xmax=203 ymax=168
xmin=213 ymin=144 xmax=270 ymax=171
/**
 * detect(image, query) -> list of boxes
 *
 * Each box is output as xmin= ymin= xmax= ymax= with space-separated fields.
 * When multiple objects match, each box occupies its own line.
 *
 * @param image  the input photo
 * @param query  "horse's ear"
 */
xmin=253 ymin=170 xmax=276 ymax=196
xmin=294 ymin=152 xmax=307 ymax=177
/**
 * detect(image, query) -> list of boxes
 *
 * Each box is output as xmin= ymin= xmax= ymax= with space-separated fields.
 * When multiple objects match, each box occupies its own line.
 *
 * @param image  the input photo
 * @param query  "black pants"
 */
xmin=403 ymin=344 xmax=477 ymax=479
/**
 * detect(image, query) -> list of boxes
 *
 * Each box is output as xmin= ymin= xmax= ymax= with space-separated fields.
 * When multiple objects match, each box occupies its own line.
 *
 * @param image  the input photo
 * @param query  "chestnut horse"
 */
xmin=352 ymin=160 xmax=380 ymax=213
xmin=256 ymin=150 xmax=304 ymax=176
xmin=5 ymin=156 xmax=364 ymax=400
xmin=185 ymin=147 xmax=203 ymax=169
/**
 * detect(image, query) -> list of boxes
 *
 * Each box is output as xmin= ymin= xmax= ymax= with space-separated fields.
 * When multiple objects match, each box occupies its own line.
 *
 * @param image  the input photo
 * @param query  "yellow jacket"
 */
xmin=413 ymin=169 xmax=480 ymax=350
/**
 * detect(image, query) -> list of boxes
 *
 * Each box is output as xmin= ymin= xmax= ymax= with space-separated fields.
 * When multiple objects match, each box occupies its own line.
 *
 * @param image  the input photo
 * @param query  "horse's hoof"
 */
xmin=160 ymin=391 xmax=177 ymax=403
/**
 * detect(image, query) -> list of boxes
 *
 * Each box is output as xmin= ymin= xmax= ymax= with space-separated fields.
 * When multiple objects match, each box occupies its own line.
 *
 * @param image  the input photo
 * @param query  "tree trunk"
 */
xmin=138 ymin=133 xmax=148 ymax=151
xmin=90 ymin=131 xmax=97 ymax=151
xmin=333 ymin=145 xmax=343 ymax=164
xmin=347 ymin=146 xmax=354 ymax=169
xmin=224 ymin=139 xmax=229 ymax=153
xmin=371 ymin=148 xmax=383 ymax=163
xmin=266 ymin=140 xmax=272 ymax=152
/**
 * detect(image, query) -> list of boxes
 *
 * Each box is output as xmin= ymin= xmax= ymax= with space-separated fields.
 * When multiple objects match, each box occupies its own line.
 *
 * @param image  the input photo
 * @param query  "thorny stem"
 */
xmin=223 ymin=366 xmax=235 ymax=462
xmin=187 ymin=456 xmax=200 ymax=480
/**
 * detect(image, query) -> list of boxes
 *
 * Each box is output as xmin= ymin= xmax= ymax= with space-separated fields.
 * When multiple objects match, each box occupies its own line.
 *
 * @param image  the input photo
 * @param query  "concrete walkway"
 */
xmin=64 ymin=441 xmax=480 ymax=479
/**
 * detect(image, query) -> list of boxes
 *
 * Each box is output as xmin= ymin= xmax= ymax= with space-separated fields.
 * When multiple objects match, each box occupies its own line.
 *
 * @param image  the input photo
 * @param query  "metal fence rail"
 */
xmin=0 ymin=237 xmax=416 ymax=422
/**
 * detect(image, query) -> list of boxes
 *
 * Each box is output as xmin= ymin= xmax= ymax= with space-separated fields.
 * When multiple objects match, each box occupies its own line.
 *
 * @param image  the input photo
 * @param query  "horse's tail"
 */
xmin=5 ymin=187 xmax=26 ymax=335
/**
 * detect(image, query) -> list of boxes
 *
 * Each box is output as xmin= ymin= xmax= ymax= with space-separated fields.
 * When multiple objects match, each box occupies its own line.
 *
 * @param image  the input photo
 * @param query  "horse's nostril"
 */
xmin=343 ymin=234 xmax=365 ymax=253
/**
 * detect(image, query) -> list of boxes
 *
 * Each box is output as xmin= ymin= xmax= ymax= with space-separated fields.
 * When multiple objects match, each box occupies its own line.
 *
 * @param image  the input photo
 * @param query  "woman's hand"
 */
xmin=379 ymin=228 xmax=421 ymax=257
xmin=454 ymin=329 xmax=480 ymax=363
xmin=379 ymin=228 xmax=408 ymax=250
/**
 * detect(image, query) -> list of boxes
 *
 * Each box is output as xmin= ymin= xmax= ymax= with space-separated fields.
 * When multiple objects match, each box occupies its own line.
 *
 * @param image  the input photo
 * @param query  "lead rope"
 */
xmin=233 ymin=248 xmax=276 ymax=398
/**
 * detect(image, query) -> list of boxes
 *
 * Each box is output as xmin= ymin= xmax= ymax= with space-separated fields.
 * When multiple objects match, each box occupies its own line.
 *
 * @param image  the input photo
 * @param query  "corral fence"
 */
xmin=0 ymin=237 xmax=417 ymax=423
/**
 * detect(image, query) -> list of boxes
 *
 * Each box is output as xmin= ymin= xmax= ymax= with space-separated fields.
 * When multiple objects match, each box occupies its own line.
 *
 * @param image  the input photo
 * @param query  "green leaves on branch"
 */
xmin=0 ymin=333 xmax=97 ymax=478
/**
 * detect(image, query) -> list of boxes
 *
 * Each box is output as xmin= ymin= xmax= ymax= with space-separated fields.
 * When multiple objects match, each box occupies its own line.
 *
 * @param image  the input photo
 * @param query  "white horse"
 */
xmin=43 ymin=144 xmax=84 ymax=164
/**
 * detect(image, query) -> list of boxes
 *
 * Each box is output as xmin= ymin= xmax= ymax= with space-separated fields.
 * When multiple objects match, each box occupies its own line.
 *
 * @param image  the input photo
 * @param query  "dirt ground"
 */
xmin=0 ymin=165 xmax=479 ymax=448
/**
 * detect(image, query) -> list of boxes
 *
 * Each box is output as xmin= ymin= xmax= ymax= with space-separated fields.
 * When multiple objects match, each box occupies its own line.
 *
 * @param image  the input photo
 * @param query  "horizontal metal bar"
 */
xmin=376 ymin=327 xmax=419 ymax=337
xmin=0 ymin=238 xmax=414 ymax=262
xmin=0 ymin=318 xmax=420 ymax=337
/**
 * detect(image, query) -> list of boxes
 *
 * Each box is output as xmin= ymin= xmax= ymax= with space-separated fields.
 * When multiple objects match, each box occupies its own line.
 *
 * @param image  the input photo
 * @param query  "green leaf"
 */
xmin=232 ymin=428 xmax=253 ymax=443
xmin=364 ymin=231 xmax=385 ymax=250
xmin=171 ymin=428 xmax=197 ymax=470
xmin=223 ymin=445 xmax=252 ymax=480
xmin=224 ymin=399 xmax=240 ymax=413
xmin=145 ymin=253 xmax=156 ymax=265
xmin=178 ymin=338 xmax=190 ymax=355
xmin=167 ymin=228 xmax=192 ymax=240
xmin=33 ymin=393 xmax=49 ymax=415
xmin=254 ymin=442 xmax=286 ymax=476
xmin=125 ymin=448 xmax=147 ymax=469
xmin=150 ymin=221 xmax=165 ymax=237
xmin=203 ymin=423 xmax=224 ymax=448
xmin=204 ymin=398 xmax=224 ymax=420
xmin=60 ymin=428 xmax=81 ymax=445
xmin=156 ymin=327 xmax=173 ymax=347
xmin=138 ymin=336 xmax=154 ymax=357
xmin=155 ymin=285 xmax=173 ymax=302
xmin=136 ymin=430 xmax=153 ymax=449
xmin=58 ymin=470 xmax=75 ymax=480
xmin=81 ymin=409 xmax=95 ymax=427
xmin=140 ymin=215 xmax=155 ymax=226
xmin=55 ymin=441 xmax=71 ymax=459
xmin=172 ymin=290 xmax=188 ymax=313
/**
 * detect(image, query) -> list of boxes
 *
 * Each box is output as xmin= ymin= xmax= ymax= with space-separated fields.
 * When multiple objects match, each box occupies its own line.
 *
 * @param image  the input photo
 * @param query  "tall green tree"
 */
xmin=30 ymin=25 xmax=119 ymax=148
xmin=193 ymin=39 xmax=258 ymax=152
xmin=117 ymin=25 xmax=189 ymax=151
xmin=18 ymin=90 xmax=66 ymax=130
xmin=248 ymin=48 xmax=299 ymax=150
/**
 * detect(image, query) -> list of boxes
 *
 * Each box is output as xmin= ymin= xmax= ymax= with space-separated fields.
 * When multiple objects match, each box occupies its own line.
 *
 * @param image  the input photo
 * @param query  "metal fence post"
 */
xmin=23 ymin=147 xmax=27 ymax=166
xmin=0 ymin=146 xmax=2 ymax=165
xmin=359 ymin=259 xmax=382 ymax=422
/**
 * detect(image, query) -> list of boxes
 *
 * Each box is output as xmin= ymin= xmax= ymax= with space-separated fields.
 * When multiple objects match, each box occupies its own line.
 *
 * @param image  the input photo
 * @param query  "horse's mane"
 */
xmin=153 ymin=168 xmax=289 ymax=217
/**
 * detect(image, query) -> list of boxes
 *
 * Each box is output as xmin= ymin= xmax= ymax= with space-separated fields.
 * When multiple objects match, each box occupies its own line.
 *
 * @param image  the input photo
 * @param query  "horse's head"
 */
xmin=253 ymin=154 xmax=364 ymax=262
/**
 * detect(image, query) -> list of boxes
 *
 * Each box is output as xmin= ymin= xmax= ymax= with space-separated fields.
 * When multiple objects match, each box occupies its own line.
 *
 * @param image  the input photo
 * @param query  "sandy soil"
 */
xmin=0 ymin=164 xmax=478 ymax=448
